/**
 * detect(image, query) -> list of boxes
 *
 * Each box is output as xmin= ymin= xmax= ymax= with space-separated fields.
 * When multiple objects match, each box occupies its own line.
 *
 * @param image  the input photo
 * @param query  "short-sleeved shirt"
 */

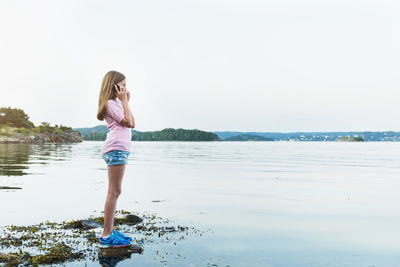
xmin=101 ymin=97 xmax=132 ymax=154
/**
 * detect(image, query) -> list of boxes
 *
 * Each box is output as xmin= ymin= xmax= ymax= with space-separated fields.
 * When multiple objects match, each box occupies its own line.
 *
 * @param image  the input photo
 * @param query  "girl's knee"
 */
xmin=107 ymin=189 xmax=121 ymax=198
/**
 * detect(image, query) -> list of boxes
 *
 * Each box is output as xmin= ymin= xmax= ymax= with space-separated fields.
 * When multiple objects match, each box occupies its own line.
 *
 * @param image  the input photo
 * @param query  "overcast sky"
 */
xmin=1 ymin=0 xmax=400 ymax=132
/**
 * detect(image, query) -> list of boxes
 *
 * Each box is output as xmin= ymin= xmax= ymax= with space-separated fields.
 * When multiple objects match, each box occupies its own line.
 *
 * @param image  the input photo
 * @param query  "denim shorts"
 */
xmin=102 ymin=150 xmax=130 ymax=166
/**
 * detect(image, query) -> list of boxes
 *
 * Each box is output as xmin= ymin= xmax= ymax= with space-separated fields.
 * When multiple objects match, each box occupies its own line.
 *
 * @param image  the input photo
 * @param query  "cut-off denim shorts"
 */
xmin=102 ymin=150 xmax=130 ymax=166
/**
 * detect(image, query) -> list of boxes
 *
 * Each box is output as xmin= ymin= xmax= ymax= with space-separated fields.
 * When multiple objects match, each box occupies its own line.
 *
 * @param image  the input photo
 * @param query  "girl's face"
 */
xmin=117 ymin=79 xmax=127 ymax=91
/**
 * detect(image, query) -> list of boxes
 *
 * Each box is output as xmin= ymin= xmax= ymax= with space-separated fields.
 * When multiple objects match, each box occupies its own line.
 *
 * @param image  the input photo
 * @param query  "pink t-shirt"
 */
xmin=101 ymin=97 xmax=132 ymax=154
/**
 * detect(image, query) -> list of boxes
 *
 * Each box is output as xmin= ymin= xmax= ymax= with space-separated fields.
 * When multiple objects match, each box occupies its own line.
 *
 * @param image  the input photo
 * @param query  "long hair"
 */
xmin=97 ymin=70 xmax=126 ymax=121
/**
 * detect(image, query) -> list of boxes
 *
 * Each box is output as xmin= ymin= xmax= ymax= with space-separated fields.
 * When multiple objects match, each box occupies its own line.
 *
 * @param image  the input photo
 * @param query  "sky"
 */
xmin=1 ymin=0 xmax=400 ymax=132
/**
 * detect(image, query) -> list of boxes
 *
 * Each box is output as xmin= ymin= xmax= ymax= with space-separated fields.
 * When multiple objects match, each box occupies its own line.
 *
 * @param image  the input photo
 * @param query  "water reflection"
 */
xmin=98 ymin=256 xmax=128 ymax=267
xmin=0 ymin=143 xmax=73 ymax=176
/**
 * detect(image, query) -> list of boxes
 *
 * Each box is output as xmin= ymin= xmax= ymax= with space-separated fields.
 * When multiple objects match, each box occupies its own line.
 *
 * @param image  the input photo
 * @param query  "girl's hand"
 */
xmin=126 ymin=90 xmax=130 ymax=102
xmin=115 ymin=84 xmax=128 ymax=102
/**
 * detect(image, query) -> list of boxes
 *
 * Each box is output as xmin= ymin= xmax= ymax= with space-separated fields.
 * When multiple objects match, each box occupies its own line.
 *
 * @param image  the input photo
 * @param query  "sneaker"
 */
xmin=112 ymin=228 xmax=133 ymax=242
xmin=98 ymin=233 xmax=131 ymax=248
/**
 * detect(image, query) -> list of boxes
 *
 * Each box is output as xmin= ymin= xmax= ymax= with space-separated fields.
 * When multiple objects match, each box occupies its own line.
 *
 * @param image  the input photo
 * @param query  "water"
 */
xmin=0 ymin=141 xmax=399 ymax=266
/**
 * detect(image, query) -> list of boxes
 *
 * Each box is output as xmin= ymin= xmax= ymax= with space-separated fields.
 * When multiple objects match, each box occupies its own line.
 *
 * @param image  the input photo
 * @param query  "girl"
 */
xmin=96 ymin=70 xmax=135 ymax=248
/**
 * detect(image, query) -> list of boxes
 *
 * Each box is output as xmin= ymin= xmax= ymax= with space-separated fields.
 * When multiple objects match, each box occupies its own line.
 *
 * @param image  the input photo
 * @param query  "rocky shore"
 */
xmin=0 ymin=127 xmax=82 ymax=144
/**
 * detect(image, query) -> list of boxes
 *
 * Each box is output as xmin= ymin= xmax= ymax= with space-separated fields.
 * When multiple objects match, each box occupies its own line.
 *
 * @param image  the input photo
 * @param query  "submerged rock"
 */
xmin=62 ymin=219 xmax=102 ymax=230
xmin=28 ymin=242 xmax=85 ymax=265
xmin=0 ymin=243 xmax=85 ymax=266
xmin=125 ymin=214 xmax=143 ymax=224
xmin=0 ymin=252 xmax=19 ymax=265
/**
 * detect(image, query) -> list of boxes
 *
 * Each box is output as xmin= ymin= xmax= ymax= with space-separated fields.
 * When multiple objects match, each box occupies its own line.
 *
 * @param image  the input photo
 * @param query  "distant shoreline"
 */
xmin=74 ymin=125 xmax=400 ymax=142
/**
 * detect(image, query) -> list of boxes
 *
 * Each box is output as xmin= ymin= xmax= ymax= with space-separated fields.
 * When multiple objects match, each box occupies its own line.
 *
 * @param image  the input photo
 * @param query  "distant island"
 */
xmin=336 ymin=136 xmax=364 ymax=142
xmin=130 ymin=128 xmax=220 ymax=141
xmin=0 ymin=107 xmax=82 ymax=143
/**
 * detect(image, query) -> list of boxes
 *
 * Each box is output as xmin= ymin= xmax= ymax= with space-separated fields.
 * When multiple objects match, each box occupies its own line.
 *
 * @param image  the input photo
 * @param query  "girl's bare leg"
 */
xmin=102 ymin=164 xmax=126 ymax=236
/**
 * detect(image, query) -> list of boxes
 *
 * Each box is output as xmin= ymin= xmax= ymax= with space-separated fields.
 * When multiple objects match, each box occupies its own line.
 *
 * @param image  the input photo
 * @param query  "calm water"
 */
xmin=0 ymin=141 xmax=400 ymax=266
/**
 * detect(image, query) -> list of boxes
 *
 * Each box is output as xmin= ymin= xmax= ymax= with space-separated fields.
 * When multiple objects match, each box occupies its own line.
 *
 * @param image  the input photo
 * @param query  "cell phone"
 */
xmin=112 ymin=84 xmax=120 ymax=94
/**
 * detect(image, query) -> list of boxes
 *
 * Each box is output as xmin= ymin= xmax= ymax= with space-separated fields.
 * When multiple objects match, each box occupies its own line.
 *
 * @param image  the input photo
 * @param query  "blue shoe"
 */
xmin=112 ymin=228 xmax=133 ymax=242
xmin=98 ymin=233 xmax=131 ymax=248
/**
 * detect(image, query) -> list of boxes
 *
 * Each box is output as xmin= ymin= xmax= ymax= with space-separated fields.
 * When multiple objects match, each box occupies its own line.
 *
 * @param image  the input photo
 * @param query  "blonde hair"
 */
xmin=97 ymin=70 xmax=126 ymax=121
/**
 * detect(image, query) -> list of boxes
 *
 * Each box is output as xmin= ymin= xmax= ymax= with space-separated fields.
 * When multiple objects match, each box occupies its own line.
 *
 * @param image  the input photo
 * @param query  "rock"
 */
xmin=0 ymin=186 xmax=22 ymax=190
xmin=124 ymin=214 xmax=143 ymax=225
xmin=0 ymin=252 xmax=19 ymax=263
xmin=98 ymin=243 xmax=144 ymax=256
xmin=63 ymin=219 xmax=102 ymax=230
xmin=0 ymin=129 xmax=82 ymax=144
xmin=81 ymin=220 xmax=103 ymax=229
xmin=164 ymin=226 xmax=176 ymax=232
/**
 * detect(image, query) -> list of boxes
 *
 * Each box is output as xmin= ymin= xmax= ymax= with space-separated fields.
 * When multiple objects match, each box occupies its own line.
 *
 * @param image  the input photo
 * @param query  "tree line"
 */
xmin=83 ymin=128 xmax=220 ymax=141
